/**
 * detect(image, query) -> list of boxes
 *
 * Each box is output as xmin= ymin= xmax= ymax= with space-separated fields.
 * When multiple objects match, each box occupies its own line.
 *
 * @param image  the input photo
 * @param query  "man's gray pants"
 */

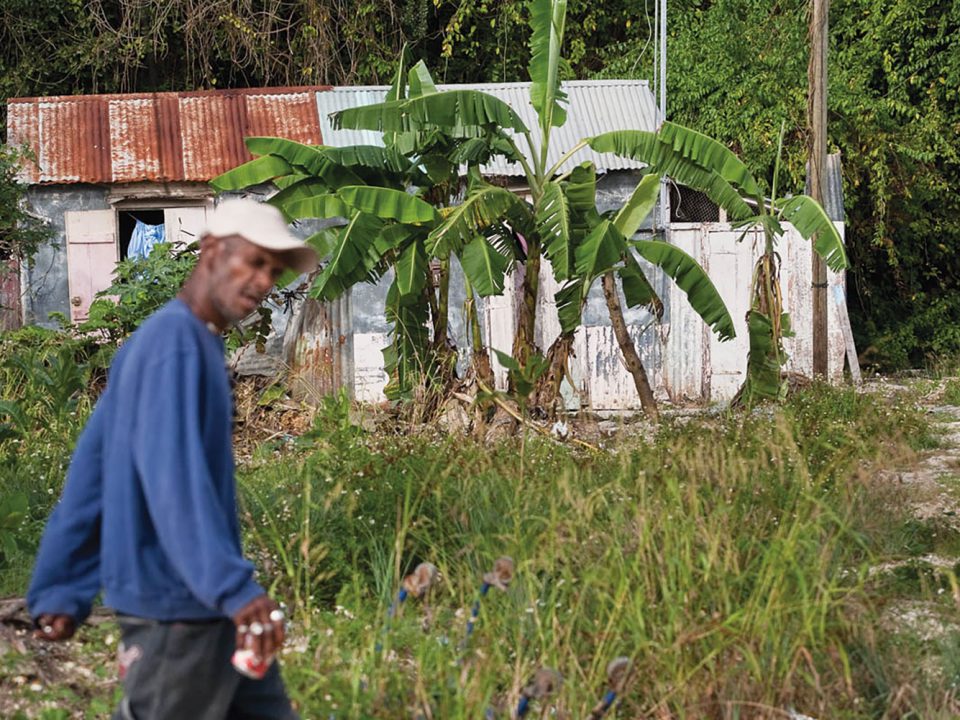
xmin=112 ymin=616 xmax=298 ymax=720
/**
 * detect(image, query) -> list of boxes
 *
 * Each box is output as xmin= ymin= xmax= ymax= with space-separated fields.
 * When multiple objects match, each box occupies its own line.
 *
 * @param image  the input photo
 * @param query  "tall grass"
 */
xmin=0 ymin=327 xmax=96 ymax=594
xmin=0 ymin=338 xmax=949 ymax=718
xmin=238 ymin=385 xmax=940 ymax=719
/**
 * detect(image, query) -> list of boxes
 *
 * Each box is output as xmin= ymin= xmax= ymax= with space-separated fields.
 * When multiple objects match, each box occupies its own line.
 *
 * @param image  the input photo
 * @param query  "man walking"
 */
xmin=27 ymin=199 xmax=317 ymax=719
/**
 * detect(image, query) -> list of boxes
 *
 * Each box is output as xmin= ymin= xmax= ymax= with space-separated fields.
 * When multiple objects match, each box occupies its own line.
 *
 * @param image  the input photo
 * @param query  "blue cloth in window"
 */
xmin=128 ymin=220 xmax=166 ymax=260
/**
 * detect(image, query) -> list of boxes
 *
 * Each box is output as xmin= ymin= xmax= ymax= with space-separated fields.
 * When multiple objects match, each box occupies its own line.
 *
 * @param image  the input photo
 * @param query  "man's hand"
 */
xmin=33 ymin=614 xmax=77 ymax=641
xmin=232 ymin=595 xmax=285 ymax=659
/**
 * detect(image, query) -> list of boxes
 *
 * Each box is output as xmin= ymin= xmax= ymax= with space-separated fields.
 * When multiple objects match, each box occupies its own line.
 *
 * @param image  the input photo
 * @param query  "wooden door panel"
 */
xmin=65 ymin=210 xmax=117 ymax=323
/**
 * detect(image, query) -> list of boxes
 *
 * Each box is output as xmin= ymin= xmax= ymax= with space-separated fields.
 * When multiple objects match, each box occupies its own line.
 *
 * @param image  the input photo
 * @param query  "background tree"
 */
xmin=0 ymin=144 xmax=52 ymax=270
xmin=667 ymin=0 xmax=960 ymax=370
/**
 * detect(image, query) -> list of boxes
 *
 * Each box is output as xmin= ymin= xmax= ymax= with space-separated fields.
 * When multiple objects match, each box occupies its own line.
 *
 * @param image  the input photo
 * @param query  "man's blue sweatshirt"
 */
xmin=27 ymin=299 xmax=264 ymax=622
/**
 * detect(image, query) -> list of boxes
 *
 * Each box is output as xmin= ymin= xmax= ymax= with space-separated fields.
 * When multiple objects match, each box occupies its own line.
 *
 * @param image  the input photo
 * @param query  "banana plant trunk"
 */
xmin=532 ymin=332 xmax=575 ymax=417
xmin=464 ymin=281 xmax=495 ymax=389
xmin=511 ymin=238 xmax=542 ymax=376
xmin=601 ymin=273 xmax=659 ymax=421
xmin=432 ymin=257 xmax=450 ymax=346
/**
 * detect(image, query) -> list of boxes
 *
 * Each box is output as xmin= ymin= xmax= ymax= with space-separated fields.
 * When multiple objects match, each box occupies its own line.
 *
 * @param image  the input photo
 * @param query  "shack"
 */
xmin=6 ymin=82 xmax=847 ymax=407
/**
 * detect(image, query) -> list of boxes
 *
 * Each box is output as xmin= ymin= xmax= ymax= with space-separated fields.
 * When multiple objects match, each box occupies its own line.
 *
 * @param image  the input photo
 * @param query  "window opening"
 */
xmin=118 ymin=209 xmax=165 ymax=260
xmin=669 ymin=184 xmax=720 ymax=223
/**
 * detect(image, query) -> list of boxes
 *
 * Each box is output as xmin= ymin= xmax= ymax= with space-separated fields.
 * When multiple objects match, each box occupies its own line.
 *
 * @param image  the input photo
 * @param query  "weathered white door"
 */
xmin=65 ymin=210 xmax=118 ymax=323
xmin=707 ymin=229 xmax=756 ymax=401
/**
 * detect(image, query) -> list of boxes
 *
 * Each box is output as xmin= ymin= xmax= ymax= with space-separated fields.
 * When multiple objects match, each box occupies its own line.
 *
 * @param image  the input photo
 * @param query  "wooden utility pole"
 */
xmin=808 ymin=0 xmax=829 ymax=377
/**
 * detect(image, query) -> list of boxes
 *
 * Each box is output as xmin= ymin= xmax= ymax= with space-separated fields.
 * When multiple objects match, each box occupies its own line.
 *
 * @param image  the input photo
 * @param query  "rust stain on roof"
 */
xmin=7 ymin=87 xmax=328 ymax=185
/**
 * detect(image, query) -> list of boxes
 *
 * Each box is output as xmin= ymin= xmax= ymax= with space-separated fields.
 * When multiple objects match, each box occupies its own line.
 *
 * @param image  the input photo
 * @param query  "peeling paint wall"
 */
xmin=346 ymin=220 xmax=847 ymax=408
xmin=23 ymin=185 xmax=110 ymax=326
xmin=22 ymin=174 xmax=848 ymax=409
xmin=665 ymin=223 xmax=846 ymax=402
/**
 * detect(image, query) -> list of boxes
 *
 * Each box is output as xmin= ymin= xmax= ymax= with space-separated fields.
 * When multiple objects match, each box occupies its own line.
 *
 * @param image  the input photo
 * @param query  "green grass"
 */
xmin=3 ymin=379 xmax=960 ymax=717
xmin=227 ymin=384 xmax=953 ymax=718
xmin=943 ymin=379 xmax=960 ymax=406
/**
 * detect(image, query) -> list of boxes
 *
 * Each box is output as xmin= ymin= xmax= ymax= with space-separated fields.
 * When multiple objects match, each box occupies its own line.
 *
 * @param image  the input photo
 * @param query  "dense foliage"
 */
xmin=2 ymin=0 xmax=958 ymax=367
xmin=0 ymin=144 xmax=52 ymax=267
xmin=668 ymin=0 xmax=960 ymax=370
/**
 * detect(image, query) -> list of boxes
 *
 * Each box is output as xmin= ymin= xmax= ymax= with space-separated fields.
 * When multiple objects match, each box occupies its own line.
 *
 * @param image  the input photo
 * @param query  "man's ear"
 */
xmin=198 ymin=234 xmax=223 ymax=265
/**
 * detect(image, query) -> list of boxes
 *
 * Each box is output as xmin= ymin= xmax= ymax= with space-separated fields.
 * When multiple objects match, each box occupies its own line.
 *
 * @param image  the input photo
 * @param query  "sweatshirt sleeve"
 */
xmin=132 ymin=348 xmax=264 ymax=618
xmin=27 ymin=401 xmax=105 ymax=624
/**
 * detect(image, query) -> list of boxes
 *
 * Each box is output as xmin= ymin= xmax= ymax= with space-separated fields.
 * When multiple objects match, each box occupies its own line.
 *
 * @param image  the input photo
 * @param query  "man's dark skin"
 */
xmin=35 ymin=233 xmax=289 ymax=660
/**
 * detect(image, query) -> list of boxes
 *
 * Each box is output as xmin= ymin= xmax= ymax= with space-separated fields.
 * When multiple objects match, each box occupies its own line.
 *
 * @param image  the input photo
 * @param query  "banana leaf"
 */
xmin=461 ymin=235 xmax=510 ymax=296
xmin=244 ymin=137 xmax=325 ymax=174
xmin=395 ymin=238 xmax=428 ymax=298
xmin=311 ymin=212 xmax=384 ymax=301
xmin=209 ymin=155 xmax=292 ymax=192
xmin=323 ymin=145 xmax=412 ymax=174
xmin=383 ymin=279 xmax=432 ymax=400
xmin=555 ymin=278 xmax=585 ymax=335
xmin=408 ymin=60 xmax=438 ymax=97
xmin=777 ymin=195 xmax=849 ymax=272
xmin=619 ymin=251 xmax=664 ymax=319
xmin=658 ymin=122 xmax=763 ymax=201
xmin=337 ymin=186 xmax=439 ymax=225
xmin=483 ymin=226 xmax=524 ymax=263
xmin=386 ymin=45 xmax=408 ymax=103
xmin=273 ymin=173 xmax=311 ymax=190
xmin=613 ymin=173 xmax=660 ymax=238
xmin=536 ymin=181 xmax=573 ymax=281
xmin=313 ymin=157 xmax=366 ymax=190
xmin=742 ymin=309 xmax=785 ymax=402
xmin=284 ymin=194 xmax=351 ymax=221
xmin=332 ymin=99 xmax=412 ymax=133
xmin=426 ymin=185 xmax=525 ymax=257
xmin=565 ymin=161 xmax=596 ymax=213
xmin=566 ymin=162 xmax=602 ymax=240
xmin=574 ymin=220 xmax=626 ymax=281
xmin=528 ymin=0 xmax=569 ymax=130
xmin=334 ymin=89 xmax=529 ymax=136
xmin=377 ymin=223 xmax=421 ymax=253
xmin=269 ymin=178 xmax=335 ymax=216
xmin=588 ymin=130 xmax=754 ymax=221
xmin=449 ymin=135 xmax=522 ymax=165
xmin=304 ymin=228 xmax=340 ymax=261
xmin=272 ymin=227 xmax=340 ymax=288
xmin=633 ymin=239 xmax=735 ymax=341
xmin=403 ymin=90 xmax=529 ymax=133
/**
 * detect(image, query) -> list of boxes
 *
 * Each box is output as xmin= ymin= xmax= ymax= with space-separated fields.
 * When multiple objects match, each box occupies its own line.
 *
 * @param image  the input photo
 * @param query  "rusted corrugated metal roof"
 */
xmin=316 ymin=80 xmax=659 ymax=176
xmin=7 ymin=87 xmax=329 ymax=185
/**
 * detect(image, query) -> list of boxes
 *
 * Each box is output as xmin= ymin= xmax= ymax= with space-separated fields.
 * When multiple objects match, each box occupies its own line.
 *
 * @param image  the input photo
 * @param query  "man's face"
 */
xmin=204 ymin=234 xmax=287 ymax=325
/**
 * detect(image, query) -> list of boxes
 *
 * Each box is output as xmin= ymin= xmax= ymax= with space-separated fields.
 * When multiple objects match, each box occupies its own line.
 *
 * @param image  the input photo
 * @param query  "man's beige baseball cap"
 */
xmin=202 ymin=198 xmax=318 ymax=274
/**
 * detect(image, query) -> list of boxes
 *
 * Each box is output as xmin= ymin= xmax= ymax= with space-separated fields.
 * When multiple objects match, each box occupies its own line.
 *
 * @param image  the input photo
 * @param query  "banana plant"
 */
xmin=211 ymin=56 xmax=526 ymax=402
xmin=212 ymin=0 xmax=737 ymax=417
xmin=324 ymin=0 xmax=735 ymax=418
xmin=588 ymin=121 xmax=850 ymax=403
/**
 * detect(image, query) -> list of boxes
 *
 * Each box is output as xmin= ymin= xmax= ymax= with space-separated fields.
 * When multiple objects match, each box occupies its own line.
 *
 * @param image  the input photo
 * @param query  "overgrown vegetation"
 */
xmin=667 ymin=0 xmax=960 ymax=372
xmin=0 ymin=327 xmax=95 ymax=594
xmin=74 ymin=242 xmax=198 ymax=346
xmin=0 ymin=144 xmax=52 ymax=269
xmin=3 ymin=322 xmax=959 ymax=717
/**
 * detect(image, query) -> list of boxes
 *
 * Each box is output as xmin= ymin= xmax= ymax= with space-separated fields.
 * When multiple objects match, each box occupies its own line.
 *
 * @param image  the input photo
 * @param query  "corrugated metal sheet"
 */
xmin=316 ymin=80 xmax=658 ymax=176
xmin=805 ymin=152 xmax=845 ymax=222
xmin=7 ymin=87 xmax=328 ymax=185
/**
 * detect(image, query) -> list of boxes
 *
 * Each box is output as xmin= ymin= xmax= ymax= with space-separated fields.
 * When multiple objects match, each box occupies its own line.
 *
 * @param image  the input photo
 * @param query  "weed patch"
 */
xmin=2 ymin=378 xmax=954 ymax=717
